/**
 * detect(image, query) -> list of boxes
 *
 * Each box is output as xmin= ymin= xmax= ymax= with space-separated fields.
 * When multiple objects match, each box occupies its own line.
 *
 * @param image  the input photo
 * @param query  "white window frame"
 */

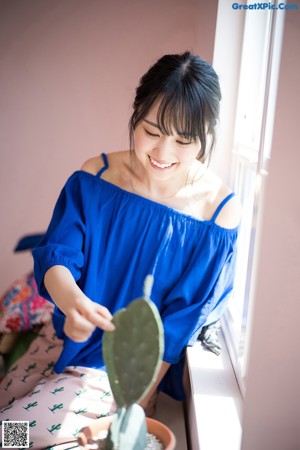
xmin=218 ymin=5 xmax=285 ymax=396
xmin=185 ymin=5 xmax=286 ymax=449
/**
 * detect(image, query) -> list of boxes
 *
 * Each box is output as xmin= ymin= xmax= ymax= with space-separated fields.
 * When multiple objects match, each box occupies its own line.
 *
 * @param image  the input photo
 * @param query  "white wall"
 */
xmin=0 ymin=0 xmax=217 ymax=292
xmin=241 ymin=12 xmax=300 ymax=450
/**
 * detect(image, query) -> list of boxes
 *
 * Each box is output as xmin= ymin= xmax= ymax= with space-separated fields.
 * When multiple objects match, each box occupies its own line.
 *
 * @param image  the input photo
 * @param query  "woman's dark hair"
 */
xmin=129 ymin=51 xmax=221 ymax=162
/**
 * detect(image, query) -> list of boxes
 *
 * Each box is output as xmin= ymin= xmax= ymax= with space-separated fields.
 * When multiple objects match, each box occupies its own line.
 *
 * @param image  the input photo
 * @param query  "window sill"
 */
xmin=185 ymin=330 xmax=242 ymax=450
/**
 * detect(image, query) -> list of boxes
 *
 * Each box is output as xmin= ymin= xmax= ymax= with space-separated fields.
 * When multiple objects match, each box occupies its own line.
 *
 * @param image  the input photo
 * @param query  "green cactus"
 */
xmin=104 ymin=404 xmax=147 ymax=450
xmin=4 ymin=378 xmax=13 ymax=391
xmin=29 ymin=389 xmax=41 ymax=397
xmin=102 ymin=275 xmax=164 ymax=450
xmin=23 ymin=401 xmax=38 ymax=411
xmin=47 ymin=423 xmax=62 ymax=434
xmin=25 ymin=362 xmax=37 ymax=373
xmin=50 ymin=387 xmax=64 ymax=395
xmin=49 ymin=403 xmax=64 ymax=413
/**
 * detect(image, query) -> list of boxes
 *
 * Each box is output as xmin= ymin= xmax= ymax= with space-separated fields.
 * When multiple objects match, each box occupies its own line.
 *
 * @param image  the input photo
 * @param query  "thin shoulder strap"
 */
xmin=210 ymin=192 xmax=235 ymax=223
xmin=96 ymin=153 xmax=109 ymax=177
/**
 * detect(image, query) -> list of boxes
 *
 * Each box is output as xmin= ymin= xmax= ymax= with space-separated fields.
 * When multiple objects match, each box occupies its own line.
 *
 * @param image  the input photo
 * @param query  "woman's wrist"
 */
xmin=44 ymin=265 xmax=85 ymax=314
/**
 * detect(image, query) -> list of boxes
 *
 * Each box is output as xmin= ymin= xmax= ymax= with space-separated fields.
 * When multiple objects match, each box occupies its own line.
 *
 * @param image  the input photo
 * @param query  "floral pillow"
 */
xmin=0 ymin=271 xmax=54 ymax=333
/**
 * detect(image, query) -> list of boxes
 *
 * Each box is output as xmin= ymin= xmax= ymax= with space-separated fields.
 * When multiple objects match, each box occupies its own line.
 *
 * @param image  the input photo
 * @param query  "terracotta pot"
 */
xmin=146 ymin=417 xmax=176 ymax=449
xmin=77 ymin=415 xmax=176 ymax=449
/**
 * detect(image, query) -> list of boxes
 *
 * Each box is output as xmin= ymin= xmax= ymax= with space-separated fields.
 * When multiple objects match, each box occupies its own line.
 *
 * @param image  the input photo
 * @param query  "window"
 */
xmin=213 ymin=3 xmax=285 ymax=396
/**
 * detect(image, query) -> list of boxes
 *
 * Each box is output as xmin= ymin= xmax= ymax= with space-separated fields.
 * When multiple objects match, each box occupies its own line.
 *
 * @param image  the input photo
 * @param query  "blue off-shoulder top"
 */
xmin=33 ymin=153 xmax=239 ymax=400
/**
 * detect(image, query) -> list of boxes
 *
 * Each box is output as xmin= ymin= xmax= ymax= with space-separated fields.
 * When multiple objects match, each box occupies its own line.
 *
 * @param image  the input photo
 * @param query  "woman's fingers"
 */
xmin=80 ymin=301 xmax=115 ymax=332
xmin=64 ymin=301 xmax=115 ymax=342
xmin=88 ymin=304 xmax=115 ymax=331
xmin=64 ymin=311 xmax=95 ymax=342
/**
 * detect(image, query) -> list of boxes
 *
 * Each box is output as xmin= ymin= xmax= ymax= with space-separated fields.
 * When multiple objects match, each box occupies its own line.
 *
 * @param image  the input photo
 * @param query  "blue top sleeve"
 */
xmin=157 ymin=230 xmax=236 ymax=363
xmin=33 ymin=173 xmax=86 ymax=300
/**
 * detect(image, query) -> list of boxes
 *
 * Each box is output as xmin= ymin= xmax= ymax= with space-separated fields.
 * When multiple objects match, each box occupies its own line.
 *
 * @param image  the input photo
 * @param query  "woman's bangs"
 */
xmin=156 ymin=93 xmax=201 ymax=142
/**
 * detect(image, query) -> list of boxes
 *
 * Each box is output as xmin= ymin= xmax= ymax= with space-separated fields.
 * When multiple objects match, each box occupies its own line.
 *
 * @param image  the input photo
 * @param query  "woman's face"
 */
xmin=133 ymin=102 xmax=201 ymax=182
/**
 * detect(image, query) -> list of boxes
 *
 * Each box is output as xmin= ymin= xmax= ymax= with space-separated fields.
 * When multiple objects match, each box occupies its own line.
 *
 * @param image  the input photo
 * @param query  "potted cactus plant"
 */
xmin=77 ymin=275 xmax=176 ymax=450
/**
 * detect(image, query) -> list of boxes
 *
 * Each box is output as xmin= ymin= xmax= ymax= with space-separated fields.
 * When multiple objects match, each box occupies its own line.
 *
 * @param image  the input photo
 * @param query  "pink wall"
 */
xmin=0 ymin=0 xmax=217 ymax=292
xmin=241 ymin=12 xmax=300 ymax=450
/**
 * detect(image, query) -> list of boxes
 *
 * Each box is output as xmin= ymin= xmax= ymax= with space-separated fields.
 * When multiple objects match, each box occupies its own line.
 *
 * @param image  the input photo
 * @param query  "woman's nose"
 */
xmin=155 ymin=136 xmax=173 ymax=160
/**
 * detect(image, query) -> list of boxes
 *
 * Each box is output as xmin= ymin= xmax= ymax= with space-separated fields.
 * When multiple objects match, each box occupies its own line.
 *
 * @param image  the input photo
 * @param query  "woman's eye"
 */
xmin=177 ymin=139 xmax=192 ymax=145
xmin=144 ymin=128 xmax=159 ymax=138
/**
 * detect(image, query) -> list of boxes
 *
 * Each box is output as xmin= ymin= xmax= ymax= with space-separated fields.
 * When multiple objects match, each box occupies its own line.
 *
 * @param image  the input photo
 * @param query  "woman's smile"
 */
xmin=148 ymin=155 xmax=177 ymax=170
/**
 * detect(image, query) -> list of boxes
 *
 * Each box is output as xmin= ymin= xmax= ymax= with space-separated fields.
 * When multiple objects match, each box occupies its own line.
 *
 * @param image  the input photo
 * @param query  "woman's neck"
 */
xmin=129 ymin=152 xmax=195 ymax=201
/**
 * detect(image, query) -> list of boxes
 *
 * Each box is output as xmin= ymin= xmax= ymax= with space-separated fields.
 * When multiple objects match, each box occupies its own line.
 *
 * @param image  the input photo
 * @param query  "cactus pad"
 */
xmin=103 ymin=295 xmax=164 ymax=407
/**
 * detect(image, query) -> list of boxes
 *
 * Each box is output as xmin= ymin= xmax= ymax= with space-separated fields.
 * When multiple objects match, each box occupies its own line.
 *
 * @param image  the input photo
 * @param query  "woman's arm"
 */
xmin=44 ymin=265 xmax=115 ymax=342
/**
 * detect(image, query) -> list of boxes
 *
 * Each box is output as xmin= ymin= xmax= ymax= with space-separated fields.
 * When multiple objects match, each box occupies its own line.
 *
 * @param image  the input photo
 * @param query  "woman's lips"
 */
xmin=148 ymin=156 xmax=176 ymax=169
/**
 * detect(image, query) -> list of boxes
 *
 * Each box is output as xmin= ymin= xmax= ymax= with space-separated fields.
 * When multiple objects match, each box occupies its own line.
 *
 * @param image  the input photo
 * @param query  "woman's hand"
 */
xmin=63 ymin=297 xmax=115 ymax=342
xmin=44 ymin=265 xmax=115 ymax=342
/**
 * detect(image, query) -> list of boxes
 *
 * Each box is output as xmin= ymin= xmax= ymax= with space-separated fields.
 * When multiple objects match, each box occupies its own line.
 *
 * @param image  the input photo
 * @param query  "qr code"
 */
xmin=2 ymin=421 xmax=29 ymax=448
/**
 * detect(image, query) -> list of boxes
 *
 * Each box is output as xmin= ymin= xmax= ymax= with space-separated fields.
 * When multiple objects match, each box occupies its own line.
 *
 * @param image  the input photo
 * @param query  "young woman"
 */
xmin=0 ymin=51 xmax=240 ymax=448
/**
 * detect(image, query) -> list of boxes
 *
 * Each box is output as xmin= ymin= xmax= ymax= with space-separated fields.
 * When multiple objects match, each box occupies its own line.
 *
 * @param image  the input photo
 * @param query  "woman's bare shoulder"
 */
xmin=209 ymin=173 xmax=241 ymax=229
xmin=80 ymin=151 xmax=130 ymax=175
xmin=198 ymin=166 xmax=241 ymax=229
xmin=80 ymin=156 xmax=103 ymax=175
xmin=213 ymin=187 xmax=242 ymax=229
